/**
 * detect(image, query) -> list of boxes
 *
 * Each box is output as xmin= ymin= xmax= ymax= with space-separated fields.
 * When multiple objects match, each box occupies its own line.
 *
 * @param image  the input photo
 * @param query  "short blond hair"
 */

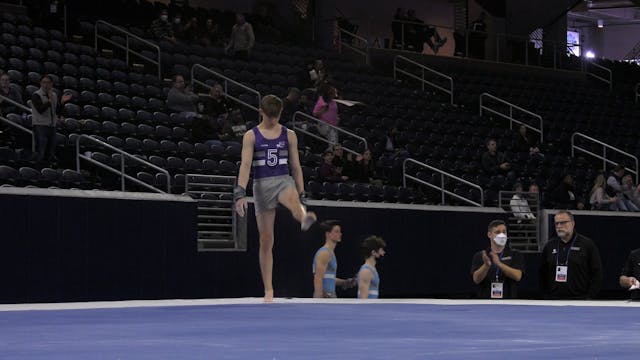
xmin=261 ymin=95 xmax=283 ymax=118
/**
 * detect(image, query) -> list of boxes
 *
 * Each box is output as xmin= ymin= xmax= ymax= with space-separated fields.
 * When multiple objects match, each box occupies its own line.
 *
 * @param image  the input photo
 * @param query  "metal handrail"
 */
xmin=582 ymin=60 xmax=612 ymax=92
xmin=337 ymin=26 xmax=369 ymax=65
xmin=292 ymin=111 xmax=367 ymax=155
xmin=0 ymin=115 xmax=34 ymax=152
xmin=75 ymin=134 xmax=171 ymax=193
xmin=191 ymin=64 xmax=261 ymax=122
xmin=571 ymin=132 xmax=639 ymax=183
xmin=393 ymin=55 xmax=454 ymax=104
xmin=0 ymin=115 xmax=31 ymax=135
xmin=479 ymin=93 xmax=543 ymax=143
xmin=0 ymin=94 xmax=31 ymax=113
xmin=95 ymin=20 xmax=162 ymax=79
xmin=402 ymin=158 xmax=484 ymax=207
xmin=1 ymin=95 xmax=45 ymax=152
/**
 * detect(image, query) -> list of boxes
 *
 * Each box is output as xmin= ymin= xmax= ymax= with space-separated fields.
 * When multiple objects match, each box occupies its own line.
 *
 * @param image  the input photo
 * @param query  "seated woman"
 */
xmin=590 ymin=174 xmax=618 ymax=211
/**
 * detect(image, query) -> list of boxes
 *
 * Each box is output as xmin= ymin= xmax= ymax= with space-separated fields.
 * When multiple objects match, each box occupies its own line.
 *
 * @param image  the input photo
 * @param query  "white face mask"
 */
xmin=160 ymin=15 xmax=168 ymax=21
xmin=493 ymin=233 xmax=507 ymax=247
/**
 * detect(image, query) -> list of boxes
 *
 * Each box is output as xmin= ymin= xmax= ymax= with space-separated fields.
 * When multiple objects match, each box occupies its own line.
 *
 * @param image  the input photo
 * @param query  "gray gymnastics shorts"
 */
xmin=252 ymin=175 xmax=296 ymax=214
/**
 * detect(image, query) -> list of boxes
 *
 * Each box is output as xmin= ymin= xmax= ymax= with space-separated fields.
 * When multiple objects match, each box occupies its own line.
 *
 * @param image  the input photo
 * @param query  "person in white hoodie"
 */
xmin=510 ymin=182 xmax=536 ymax=220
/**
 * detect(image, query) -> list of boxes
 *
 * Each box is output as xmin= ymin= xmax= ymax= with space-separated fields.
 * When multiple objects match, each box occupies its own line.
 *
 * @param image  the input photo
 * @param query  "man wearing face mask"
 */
xmin=172 ymin=13 xmax=185 ymax=41
xmin=539 ymin=211 xmax=602 ymax=300
xmin=357 ymin=236 xmax=386 ymax=299
xmin=471 ymin=220 xmax=524 ymax=299
xmin=151 ymin=9 xmax=177 ymax=43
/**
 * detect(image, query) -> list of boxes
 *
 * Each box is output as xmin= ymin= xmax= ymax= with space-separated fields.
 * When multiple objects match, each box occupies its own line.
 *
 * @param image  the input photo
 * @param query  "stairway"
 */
xmin=499 ymin=191 xmax=541 ymax=252
xmin=186 ymin=174 xmax=247 ymax=251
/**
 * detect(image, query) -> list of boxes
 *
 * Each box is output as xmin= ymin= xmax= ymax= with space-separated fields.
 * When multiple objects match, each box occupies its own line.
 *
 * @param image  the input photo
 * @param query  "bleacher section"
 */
xmin=2 ymin=4 xmax=640 ymax=210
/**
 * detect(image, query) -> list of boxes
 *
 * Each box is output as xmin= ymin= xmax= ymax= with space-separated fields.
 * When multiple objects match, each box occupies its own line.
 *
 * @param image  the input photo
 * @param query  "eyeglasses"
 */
xmin=554 ymin=220 xmax=571 ymax=225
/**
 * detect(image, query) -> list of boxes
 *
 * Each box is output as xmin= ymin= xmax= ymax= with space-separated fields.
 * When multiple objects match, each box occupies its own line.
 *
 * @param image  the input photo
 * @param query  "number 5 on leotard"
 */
xmin=267 ymin=148 xmax=278 ymax=167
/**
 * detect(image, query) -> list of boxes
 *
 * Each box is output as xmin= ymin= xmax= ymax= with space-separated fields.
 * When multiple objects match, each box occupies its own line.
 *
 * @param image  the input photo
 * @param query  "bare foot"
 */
xmin=264 ymin=289 xmax=274 ymax=303
xmin=301 ymin=211 xmax=317 ymax=231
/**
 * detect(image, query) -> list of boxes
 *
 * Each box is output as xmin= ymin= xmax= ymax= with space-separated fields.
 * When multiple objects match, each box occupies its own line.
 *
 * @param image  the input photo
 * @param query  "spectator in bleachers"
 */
xmin=589 ymin=174 xmax=618 ymax=211
xmin=0 ymin=73 xmax=24 ymax=116
xmin=167 ymin=75 xmax=200 ymax=118
xmin=622 ymin=174 xmax=640 ymax=209
xmin=313 ymin=84 xmax=339 ymax=147
xmin=515 ymin=124 xmax=542 ymax=159
xmin=201 ymin=84 xmax=232 ymax=119
xmin=181 ymin=16 xmax=200 ymax=44
xmin=606 ymin=165 xmax=639 ymax=212
xmin=510 ymin=182 xmax=536 ymax=220
xmin=30 ymin=74 xmax=72 ymax=162
xmin=319 ymin=150 xmax=348 ymax=183
xmin=307 ymin=60 xmax=329 ymax=89
xmin=481 ymin=138 xmax=511 ymax=176
xmin=191 ymin=84 xmax=230 ymax=142
xmin=201 ymin=18 xmax=220 ymax=46
xmin=281 ymin=87 xmax=301 ymax=123
xmin=351 ymin=149 xmax=382 ymax=186
xmin=172 ymin=12 xmax=185 ymax=40
xmin=550 ymin=174 xmax=584 ymax=210
xmin=226 ymin=13 xmax=255 ymax=60
xmin=331 ymin=143 xmax=346 ymax=173
xmin=151 ymin=9 xmax=177 ymax=43
xmin=385 ymin=127 xmax=399 ymax=152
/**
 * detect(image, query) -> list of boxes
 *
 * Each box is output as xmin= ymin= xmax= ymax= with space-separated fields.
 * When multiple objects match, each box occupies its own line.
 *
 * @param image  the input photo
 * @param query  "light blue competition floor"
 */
xmin=1 ymin=298 xmax=639 ymax=359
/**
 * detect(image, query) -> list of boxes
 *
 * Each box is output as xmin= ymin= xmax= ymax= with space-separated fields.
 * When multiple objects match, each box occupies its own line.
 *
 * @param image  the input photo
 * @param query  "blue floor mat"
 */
xmin=1 ymin=302 xmax=639 ymax=359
